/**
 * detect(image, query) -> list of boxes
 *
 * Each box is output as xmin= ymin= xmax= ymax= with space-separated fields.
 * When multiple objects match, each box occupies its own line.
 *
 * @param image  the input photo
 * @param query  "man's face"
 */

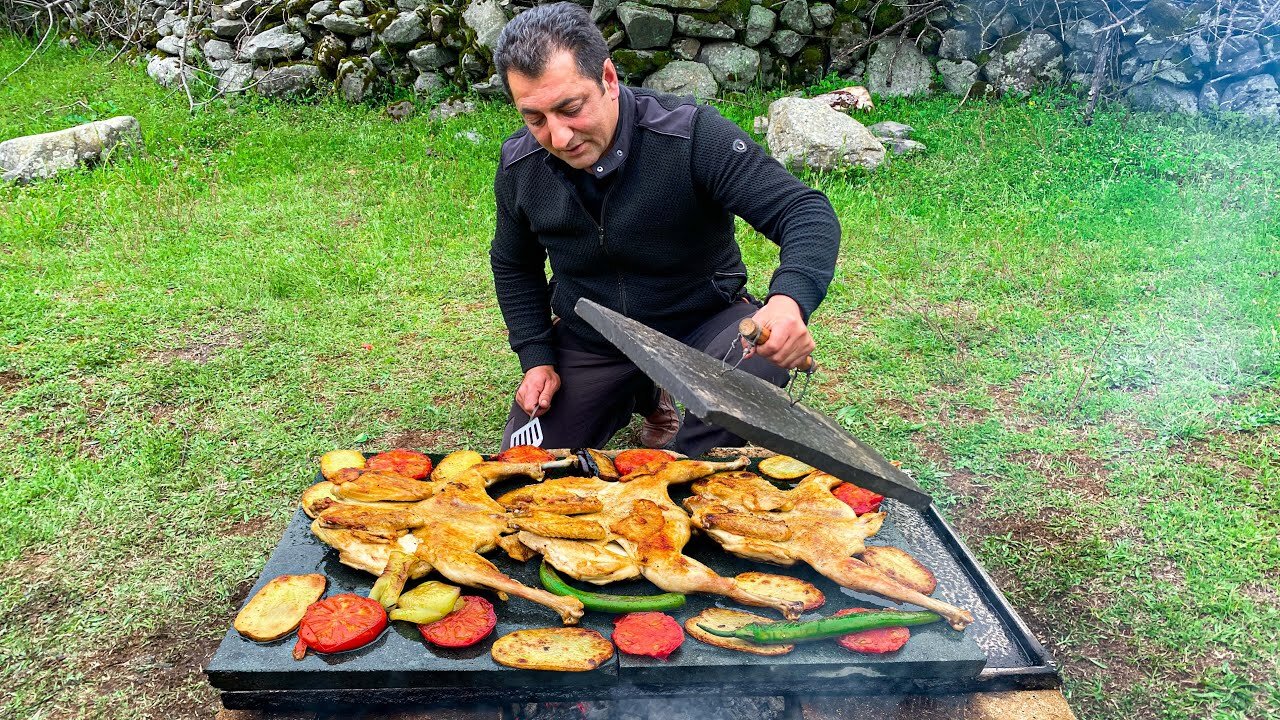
xmin=507 ymin=49 xmax=620 ymax=170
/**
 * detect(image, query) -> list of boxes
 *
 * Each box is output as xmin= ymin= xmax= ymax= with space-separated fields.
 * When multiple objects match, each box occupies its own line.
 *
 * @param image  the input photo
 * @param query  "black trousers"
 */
xmin=500 ymin=301 xmax=790 ymax=457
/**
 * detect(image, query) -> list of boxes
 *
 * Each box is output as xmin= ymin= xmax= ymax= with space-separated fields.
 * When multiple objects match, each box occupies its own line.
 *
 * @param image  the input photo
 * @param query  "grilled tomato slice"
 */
xmin=493 ymin=445 xmax=556 ymax=464
xmin=832 ymin=482 xmax=884 ymax=515
xmin=419 ymin=596 xmax=497 ymax=648
xmin=614 ymin=449 xmax=676 ymax=476
xmin=293 ymin=593 xmax=387 ymax=659
xmin=366 ymin=448 xmax=433 ymax=479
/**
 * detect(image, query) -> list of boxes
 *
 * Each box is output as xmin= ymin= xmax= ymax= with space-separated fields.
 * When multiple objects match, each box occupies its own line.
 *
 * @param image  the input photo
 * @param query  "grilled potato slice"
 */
xmin=491 ymin=628 xmax=615 ymax=672
xmin=684 ymin=608 xmax=794 ymax=656
xmin=735 ymin=571 xmax=826 ymax=611
xmin=757 ymin=455 xmax=815 ymax=481
xmin=320 ymin=449 xmax=366 ymax=480
xmin=432 ymin=450 xmax=485 ymax=482
xmin=861 ymin=545 xmax=937 ymax=595
xmin=233 ymin=574 xmax=327 ymax=642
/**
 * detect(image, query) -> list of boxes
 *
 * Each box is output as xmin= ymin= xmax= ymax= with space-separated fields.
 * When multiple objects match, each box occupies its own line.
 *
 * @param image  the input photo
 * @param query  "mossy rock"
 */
xmin=369 ymin=9 xmax=397 ymax=32
xmin=612 ymin=49 xmax=672 ymax=80
xmin=871 ymin=2 xmax=902 ymax=28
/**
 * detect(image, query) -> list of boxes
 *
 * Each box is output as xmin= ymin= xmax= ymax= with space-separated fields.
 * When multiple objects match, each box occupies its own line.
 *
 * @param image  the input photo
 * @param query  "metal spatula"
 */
xmin=509 ymin=404 xmax=544 ymax=447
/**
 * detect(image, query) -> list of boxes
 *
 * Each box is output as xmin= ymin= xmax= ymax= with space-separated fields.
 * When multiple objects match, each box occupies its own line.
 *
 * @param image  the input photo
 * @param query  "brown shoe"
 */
xmin=640 ymin=389 xmax=681 ymax=449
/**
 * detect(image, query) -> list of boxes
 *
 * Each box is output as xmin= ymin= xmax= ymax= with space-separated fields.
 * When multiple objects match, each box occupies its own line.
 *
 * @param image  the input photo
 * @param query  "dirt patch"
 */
xmin=223 ymin=515 xmax=272 ymax=538
xmin=335 ymin=212 xmax=364 ymax=228
xmin=229 ymin=577 xmax=257 ymax=611
xmin=147 ymin=330 xmax=243 ymax=365
xmin=80 ymin=624 xmax=223 ymax=718
xmin=1006 ymin=448 xmax=1111 ymax=497
xmin=0 ymin=369 xmax=24 ymax=398
xmin=380 ymin=428 xmax=469 ymax=452
xmin=1240 ymin=581 xmax=1280 ymax=607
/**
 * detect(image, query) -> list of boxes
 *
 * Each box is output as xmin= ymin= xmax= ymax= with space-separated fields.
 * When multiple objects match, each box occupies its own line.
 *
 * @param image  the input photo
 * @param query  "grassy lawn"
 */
xmin=1 ymin=33 xmax=1277 ymax=719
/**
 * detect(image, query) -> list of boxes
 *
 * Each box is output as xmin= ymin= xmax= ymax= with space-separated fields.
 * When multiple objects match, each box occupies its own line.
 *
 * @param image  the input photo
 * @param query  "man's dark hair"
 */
xmin=493 ymin=2 xmax=610 ymax=96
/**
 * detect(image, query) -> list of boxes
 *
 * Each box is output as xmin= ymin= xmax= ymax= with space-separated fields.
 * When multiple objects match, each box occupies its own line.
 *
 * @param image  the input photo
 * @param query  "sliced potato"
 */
xmin=491 ymin=628 xmax=615 ymax=672
xmin=758 ymin=455 xmax=816 ymax=481
xmin=233 ymin=574 xmax=327 ymax=642
xmin=320 ymin=449 xmax=366 ymax=480
xmin=684 ymin=608 xmax=794 ymax=656
xmin=861 ymin=545 xmax=937 ymax=595
xmin=432 ymin=450 xmax=485 ymax=482
xmin=735 ymin=571 xmax=826 ymax=611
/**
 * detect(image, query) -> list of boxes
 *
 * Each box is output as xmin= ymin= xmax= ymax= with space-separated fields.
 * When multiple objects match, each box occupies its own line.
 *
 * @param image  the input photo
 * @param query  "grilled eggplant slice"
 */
xmin=684 ymin=608 xmax=794 ymax=656
xmin=491 ymin=628 xmax=615 ymax=671
xmin=861 ymin=545 xmax=937 ymax=595
xmin=234 ymin=574 xmax=327 ymax=642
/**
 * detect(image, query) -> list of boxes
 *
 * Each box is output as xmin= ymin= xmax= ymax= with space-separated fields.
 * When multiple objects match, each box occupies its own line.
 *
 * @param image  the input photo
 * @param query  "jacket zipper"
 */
xmin=563 ymin=175 xmax=626 ymax=316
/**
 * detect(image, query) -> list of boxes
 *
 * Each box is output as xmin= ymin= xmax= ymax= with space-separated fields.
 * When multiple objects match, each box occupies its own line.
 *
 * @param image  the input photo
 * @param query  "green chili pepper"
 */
xmin=697 ymin=609 xmax=942 ymax=644
xmin=539 ymin=562 xmax=686 ymax=613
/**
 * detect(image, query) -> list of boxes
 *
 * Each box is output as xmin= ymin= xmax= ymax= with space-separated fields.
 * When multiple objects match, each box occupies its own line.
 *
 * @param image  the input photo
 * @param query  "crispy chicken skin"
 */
xmin=498 ymin=458 xmax=808 ymax=619
xmin=684 ymin=470 xmax=974 ymax=631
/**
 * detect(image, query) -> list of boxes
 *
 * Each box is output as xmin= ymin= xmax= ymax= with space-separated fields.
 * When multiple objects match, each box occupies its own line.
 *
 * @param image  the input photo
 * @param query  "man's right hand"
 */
xmin=515 ymin=365 xmax=560 ymax=417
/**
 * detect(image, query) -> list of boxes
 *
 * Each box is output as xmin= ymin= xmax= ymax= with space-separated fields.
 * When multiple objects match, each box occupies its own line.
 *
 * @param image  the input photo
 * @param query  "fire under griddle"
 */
xmin=206 ymin=456 xmax=1058 ymax=711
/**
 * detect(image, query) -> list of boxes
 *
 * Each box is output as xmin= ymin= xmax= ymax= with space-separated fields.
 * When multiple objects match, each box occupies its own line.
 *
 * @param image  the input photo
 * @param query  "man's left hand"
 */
xmin=748 ymin=295 xmax=815 ymax=370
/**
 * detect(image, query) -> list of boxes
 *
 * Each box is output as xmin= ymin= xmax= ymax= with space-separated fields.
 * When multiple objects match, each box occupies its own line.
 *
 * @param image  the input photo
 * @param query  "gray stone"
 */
xmin=155 ymin=34 xmax=196 ymax=57
xmin=1127 ymin=79 xmax=1198 ymax=114
xmin=771 ymin=29 xmax=804 ymax=58
xmin=337 ymin=0 xmax=363 ymax=14
xmin=868 ymin=120 xmax=912 ymax=139
xmin=203 ymin=38 xmax=235 ymax=62
xmin=430 ymin=98 xmax=476 ymax=122
xmin=1133 ymin=60 xmax=1191 ymax=86
xmin=1198 ymin=82 xmax=1219 ymax=111
xmin=778 ymin=0 xmax=811 ymax=34
xmin=309 ymin=1 xmax=335 ymax=17
xmin=218 ymin=61 xmax=255 ymax=93
xmin=413 ymin=71 xmax=445 ymax=95
xmin=671 ymin=37 xmax=701 ymax=60
xmin=591 ymin=0 xmax=620 ymax=23
xmin=474 ymin=74 xmax=505 ymax=98
xmin=1 ymin=116 xmax=142 ymax=184
xmin=369 ymin=48 xmax=393 ymax=73
xmin=212 ymin=18 xmax=246 ymax=38
xmin=744 ymin=6 xmax=775 ymax=48
xmin=866 ymin=36 xmax=932 ymax=97
xmin=617 ymin=2 xmax=674 ymax=50
xmin=810 ymin=85 xmax=872 ymax=112
xmin=255 ymin=62 xmax=321 ymax=97
xmin=698 ymin=42 xmax=760 ymax=92
xmin=408 ymin=43 xmax=456 ymax=71
xmin=1220 ymin=74 xmax=1280 ymax=121
xmin=145 ymin=54 xmax=196 ymax=88
xmin=462 ymin=0 xmax=508 ymax=50
xmin=809 ymin=3 xmax=833 ymax=28
xmin=350 ymin=34 xmax=372 ymax=53
xmin=642 ymin=60 xmax=718 ymax=99
xmin=881 ymin=137 xmax=925 ymax=156
xmin=646 ymin=0 xmax=718 ymax=10
xmin=983 ymin=30 xmax=1063 ymax=96
xmin=1133 ymin=34 xmax=1173 ymax=62
xmin=321 ymin=13 xmax=372 ymax=36
xmin=1063 ymin=18 xmax=1098 ymax=50
xmin=937 ymin=58 xmax=977 ymax=95
xmin=939 ymin=25 xmax=980 ymax=61
xmin=676 ymin=14 xmax=734 ymax=40
xmin=827 ymin=19 xmax=864 ymax=74
xmin=766 ymin=96 xmax=884 ymax=171
xmin=1064 ymin=49 xmax=1095 ymax=74
xmin=606 ymin=31 xmax=625 ymax=50
xmin=337 ymin=57 xmax=376 ymax=102
xmin=222 ymin=0 xmax=256 ymax=18
xmin=1188 ymin=33 xmax=1211 ymax=66
xmin=396 ymin=0 xmax=429 ymax=9
xmin=379 ymin=11 xmax=427 ymax=46
xmin=1216 ymin=36 xmax=1263 ymax=76
xmin=241 ymin=26 xmax=305 ymax=63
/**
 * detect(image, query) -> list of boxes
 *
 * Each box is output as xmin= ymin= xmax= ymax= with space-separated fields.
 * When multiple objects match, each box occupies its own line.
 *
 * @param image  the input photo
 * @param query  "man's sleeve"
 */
xmin=490 ymin=168 xmax=557 ymax=371
xmin=690 ymin=105 xmax=841 ymax=322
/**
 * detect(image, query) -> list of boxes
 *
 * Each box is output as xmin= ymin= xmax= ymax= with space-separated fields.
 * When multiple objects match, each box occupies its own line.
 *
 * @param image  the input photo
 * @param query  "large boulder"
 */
xmin=1 ymin=116 xmax=143 ymax=184
xmin=866 ymin=36 xmax=932 ymax=97
xmin=256 ymin=63 xmax=323 ymax=98
xmin=642 ymin=60 xmax=718 ymax=99
xmin=983 ymin=31 xmax=1063 ymax=96
xmin=241 ymin=25 xmax=305 ymax=63
xmin=617 ymin=2 xmax=674 ymax=50
xmin=1127 ymin=79 xmax=1199 ymax=114
xmin=743 ymin=6 xmax=775 ymax=48
xmin=379 ymin=11 xmax=427 ymax=46
xmin=698 ymin=42 xmax=760 ymax=92
xmin=462 ymin=0 xmax=509 ymax=50
xmin=1220 ymin=74 xmax=1280 ymax=121
xmin=765 ymin=96 xmax=885 ymax=172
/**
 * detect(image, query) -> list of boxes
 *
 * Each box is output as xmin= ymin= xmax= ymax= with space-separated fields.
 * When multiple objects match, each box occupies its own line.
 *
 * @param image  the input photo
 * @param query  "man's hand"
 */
xmin=747 ymin=295 xmax=815 ymax=370
xmin=515 ymin=365 xmax=560 ymax=417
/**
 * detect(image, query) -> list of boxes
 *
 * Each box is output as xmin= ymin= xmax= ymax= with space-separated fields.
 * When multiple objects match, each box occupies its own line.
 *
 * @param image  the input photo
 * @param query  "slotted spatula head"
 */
xmin=509 ymin=408 xmax=544 ymax=447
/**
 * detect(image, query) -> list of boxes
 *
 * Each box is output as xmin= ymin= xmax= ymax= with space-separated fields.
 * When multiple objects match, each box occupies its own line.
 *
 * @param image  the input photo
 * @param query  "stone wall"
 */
xmin=7 ymin=0 xmax=1280 ymax=120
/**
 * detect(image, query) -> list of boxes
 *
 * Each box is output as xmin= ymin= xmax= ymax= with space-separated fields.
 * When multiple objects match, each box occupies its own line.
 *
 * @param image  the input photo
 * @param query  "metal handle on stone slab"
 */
xmin=738 ymin=318 xmax=817 ymax=374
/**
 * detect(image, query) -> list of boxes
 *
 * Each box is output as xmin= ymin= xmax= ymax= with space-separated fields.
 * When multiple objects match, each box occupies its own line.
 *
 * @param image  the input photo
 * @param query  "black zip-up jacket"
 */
xmin=490 ymin=86 xmax=841 ymax=372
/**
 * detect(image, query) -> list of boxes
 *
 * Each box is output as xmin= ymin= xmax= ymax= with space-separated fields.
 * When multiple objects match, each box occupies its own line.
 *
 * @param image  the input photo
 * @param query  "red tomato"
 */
xmin=366 ymin=448 xmax=433 ymax=479
xmin=833 ymin=608 xmax=910 ymax=654
xmin=612 ymin=612 xmax=684 ymax=660
xmin=493 ymin=445 xmax=556 ymax=464
xmin=419 ymin=596 xmax=497 ymax=648
xmin=294 ymin=594 xmax=387 ymax=659
xmin=832 ymin=482 xmax=884 ymax=515
xmin=614 ymin=449 xmax=675 ymax=476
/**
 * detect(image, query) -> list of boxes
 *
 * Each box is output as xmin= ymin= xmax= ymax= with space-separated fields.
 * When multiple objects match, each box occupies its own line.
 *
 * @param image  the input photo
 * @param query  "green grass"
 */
xmin=2 ymin=34 xmax=1279 ymax=719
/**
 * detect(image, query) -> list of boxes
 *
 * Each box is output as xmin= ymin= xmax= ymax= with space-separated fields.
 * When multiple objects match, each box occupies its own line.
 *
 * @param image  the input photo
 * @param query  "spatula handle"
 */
xmin=738 ymin=318 xmax=817 ymax=373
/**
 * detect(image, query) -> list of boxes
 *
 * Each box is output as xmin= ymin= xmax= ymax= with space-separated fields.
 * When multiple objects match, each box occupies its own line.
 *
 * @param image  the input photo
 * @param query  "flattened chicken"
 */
xmin=684 ymin=470 xmax=975 ymax=630
xmin=303 ymin=457 xmax=585 ymax=624
xmin=498 ymin=458 xmax=808 ymax=619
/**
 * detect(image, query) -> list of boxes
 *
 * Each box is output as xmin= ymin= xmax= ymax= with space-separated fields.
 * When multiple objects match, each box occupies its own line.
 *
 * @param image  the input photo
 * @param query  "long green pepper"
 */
xmin=698 ymin=609 xmax=943 ymax=644
xmin=539 ymin=562 xmax=686 ymax=613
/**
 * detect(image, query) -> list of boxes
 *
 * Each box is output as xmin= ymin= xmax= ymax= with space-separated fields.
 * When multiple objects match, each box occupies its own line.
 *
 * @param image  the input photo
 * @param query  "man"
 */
xmin=491 ymin=2 xmax=840 ymax=456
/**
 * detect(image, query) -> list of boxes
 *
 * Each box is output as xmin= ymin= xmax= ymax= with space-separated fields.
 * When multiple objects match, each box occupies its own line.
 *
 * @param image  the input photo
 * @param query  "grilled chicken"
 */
xmin=303 ymin=458 xmax=586 ymax=624
xmin=684 ymin=470 xmax=975 ymax=631
xmin=498 ymin=458 xmax=808 ymax=619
